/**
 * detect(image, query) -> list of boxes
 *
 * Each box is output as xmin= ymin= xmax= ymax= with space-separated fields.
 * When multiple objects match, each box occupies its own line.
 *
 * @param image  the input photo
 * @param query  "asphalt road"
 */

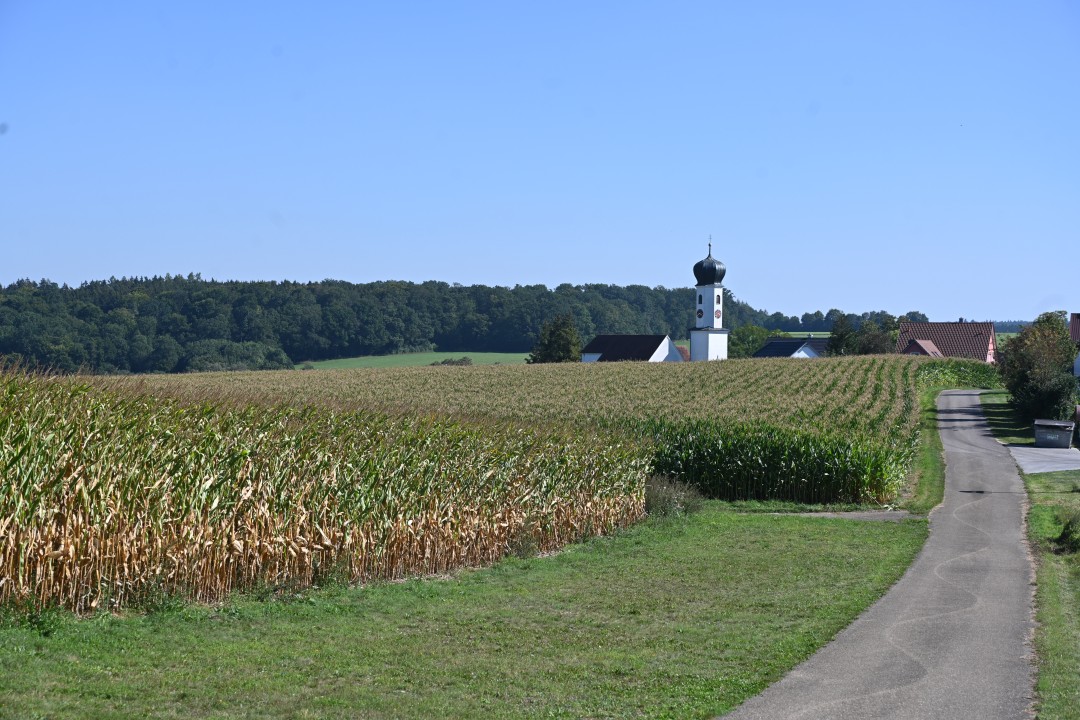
xmin=721 ymin=390 xmax=1035 ymax=719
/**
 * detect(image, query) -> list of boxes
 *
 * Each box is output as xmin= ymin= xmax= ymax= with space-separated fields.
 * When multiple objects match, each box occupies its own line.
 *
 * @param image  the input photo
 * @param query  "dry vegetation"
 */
xmin=1 ymin=368 xmax=646 ymax=613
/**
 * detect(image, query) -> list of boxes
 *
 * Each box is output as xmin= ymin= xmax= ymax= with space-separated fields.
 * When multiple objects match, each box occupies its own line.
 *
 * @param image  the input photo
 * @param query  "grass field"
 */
xmin=0 ymin=505 xmax=927 ymax=719
xmin=295 ymin=351 xmax=528 ymax=369
xmin=981 ymin=391 xmax=1080 ymax=719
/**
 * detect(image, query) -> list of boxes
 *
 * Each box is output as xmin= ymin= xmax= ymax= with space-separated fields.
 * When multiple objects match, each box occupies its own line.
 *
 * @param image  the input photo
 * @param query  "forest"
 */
xmin=0 ymin=275 xmax=938 ymax=373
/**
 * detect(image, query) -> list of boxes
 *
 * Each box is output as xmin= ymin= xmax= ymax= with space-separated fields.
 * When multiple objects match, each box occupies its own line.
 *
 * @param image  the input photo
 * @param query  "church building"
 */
xmin=580 ymin=244 xmax=730 ymax=363
xmin=689 ymin=244 xmax=729 ymax=361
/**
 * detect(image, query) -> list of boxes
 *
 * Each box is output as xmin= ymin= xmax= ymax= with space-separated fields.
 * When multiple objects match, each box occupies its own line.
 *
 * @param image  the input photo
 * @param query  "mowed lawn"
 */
xmin=0 ymin=507 xmax=926 ymax=720
xmin=295 ymin=351 xmax=528 ymax=369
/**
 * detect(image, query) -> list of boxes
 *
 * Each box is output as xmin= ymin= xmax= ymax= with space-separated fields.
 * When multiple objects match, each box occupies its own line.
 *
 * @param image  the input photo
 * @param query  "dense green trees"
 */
xmin=827 ymin=316 xmax=858 ymax=356
xmin=998 ymin=311 xmax=1079 ymax=420
xmin=855 ymin=320 xmax=895 ymax=355
xmin=0 ymin=275 xmax=934 ymax=373
xmin=826 ymin=312 xmax=917 ymax=357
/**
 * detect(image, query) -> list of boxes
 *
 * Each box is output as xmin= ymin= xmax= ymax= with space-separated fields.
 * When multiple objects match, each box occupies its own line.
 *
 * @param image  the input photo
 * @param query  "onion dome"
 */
xmin=693 ymin=243 xmax=726 ymax=286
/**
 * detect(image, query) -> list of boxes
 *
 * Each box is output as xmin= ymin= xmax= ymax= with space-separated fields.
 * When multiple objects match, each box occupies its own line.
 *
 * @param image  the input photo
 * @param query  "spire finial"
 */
xmin=708 ymin=235 xmax=712 ymax=256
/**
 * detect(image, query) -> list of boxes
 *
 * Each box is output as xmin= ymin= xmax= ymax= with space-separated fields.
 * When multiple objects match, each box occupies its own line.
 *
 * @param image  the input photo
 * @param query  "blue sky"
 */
xmin=1 ymin=2 xmax=1077 ymax=321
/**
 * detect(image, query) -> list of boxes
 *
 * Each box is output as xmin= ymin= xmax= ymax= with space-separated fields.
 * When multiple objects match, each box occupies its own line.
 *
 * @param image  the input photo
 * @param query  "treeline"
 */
xmin=2 ymin=274 xmax=933 ymax=373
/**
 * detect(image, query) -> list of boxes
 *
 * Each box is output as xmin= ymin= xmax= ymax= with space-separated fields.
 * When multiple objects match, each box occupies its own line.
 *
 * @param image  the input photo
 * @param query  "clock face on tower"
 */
xmin=696 ymin=309 xmax=704 ymax=319
xmin=714 ymin=310 xmax=722 ymax=319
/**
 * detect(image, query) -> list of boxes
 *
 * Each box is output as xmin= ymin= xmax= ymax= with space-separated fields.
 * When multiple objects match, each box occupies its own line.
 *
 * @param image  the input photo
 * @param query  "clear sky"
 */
xmin=1 ymin=2 xmax=1077 ymax=321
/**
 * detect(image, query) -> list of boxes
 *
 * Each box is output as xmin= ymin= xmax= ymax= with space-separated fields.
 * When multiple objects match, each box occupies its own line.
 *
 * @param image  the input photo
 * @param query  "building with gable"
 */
xmin=581 ymin=335 xmax=683 ymax=363
xmin=898 ymin=338 xmax=944 ymax=358
xmin=894 ymin=321 xmax=996 ymax=363
xmin=580 ymin=244 xmax=730 ymax=363
xmin=753 ymin=337 xmax=830 ymax=359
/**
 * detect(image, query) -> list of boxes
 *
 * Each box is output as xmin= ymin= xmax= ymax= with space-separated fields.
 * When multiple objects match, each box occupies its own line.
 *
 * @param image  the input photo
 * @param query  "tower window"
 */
xmin=716 ymin=294 xmax=722 ymax=304
xmin=698 ymin=294 xmax=702 ymax=305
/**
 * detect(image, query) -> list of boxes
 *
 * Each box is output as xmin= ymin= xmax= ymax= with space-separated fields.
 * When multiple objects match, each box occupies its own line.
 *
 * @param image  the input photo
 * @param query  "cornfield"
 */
xmin=3 ymin=355 xmax=984 ymax=612
xmin=125 ymin=354 xmax=920 ymax=431
xmin=126 ymin=355 xmax=935 ymax=503
xmin=0 ymin=367 xmax=647 ymax=613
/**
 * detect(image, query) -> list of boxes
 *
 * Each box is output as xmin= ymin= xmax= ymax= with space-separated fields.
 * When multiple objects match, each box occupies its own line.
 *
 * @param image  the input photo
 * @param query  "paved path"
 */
xmin=721 ymin=390 xmax=1035 ymax=719
xmin=1008 ymin=444 xmax=1080 ymax=474
xmin=797 ymin=510 xmax=914 ymax=522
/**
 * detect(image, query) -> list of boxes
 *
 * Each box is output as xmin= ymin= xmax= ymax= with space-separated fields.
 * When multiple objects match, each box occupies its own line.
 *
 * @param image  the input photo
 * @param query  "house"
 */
xmin=581 ymin=335 xmax=684 ymax=363
xmin=894 ymin=321 xmax=997 ymax=363
xmin=1071 ymin=313 xmax=1080 ymax=376
xmin=899 ymin=338 xmax=944 ymax=358
xmin=752 ymin=337 xmax=830 ymax=359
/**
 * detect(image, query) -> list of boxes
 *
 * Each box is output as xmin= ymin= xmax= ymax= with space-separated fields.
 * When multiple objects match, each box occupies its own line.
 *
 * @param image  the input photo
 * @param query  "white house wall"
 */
xmin=792 ymin=343 xmax=822 ymax=359
xmin=648 ymin=337 xmax=684 ymax=362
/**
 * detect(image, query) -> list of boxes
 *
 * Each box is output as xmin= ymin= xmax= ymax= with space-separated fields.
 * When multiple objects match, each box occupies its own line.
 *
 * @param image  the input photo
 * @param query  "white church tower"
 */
xmin=690 ymin=243 xmax=729 ymax=361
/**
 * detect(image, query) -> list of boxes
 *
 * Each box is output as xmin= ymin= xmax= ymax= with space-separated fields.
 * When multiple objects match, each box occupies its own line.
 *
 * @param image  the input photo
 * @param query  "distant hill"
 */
xmin=0 ymin=275 xmax=928 ymax=373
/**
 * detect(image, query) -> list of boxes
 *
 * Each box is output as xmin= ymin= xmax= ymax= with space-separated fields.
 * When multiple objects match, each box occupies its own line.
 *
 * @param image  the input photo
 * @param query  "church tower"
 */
xmin=690 ymin=243 xmax=729 ymax=361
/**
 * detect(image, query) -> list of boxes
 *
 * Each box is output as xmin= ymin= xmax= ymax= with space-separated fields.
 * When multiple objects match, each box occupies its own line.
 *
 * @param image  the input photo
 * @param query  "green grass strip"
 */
xmin=981 ymin=391 xmax=1080 ymax=718
xmin=0 ymin=505 xmax=926 ymax=720
xmin=1024 ymin=471 xmax=1080 ymax=720
xmin=903 ymin=386 xmax=949 ymax=515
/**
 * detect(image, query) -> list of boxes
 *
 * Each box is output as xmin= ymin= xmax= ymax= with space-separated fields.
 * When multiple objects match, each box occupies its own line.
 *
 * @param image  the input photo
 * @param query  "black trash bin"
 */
xmin=1034 ymin=419 xmax=1075 ymax=449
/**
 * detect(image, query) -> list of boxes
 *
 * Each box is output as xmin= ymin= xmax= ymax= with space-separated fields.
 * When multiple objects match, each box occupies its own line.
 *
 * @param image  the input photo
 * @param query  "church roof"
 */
xmin=693 ymin=244 xmax=726 ymax=286
xmin=1070 ymin=313 xmax=1080 ymax=344
xmin=581 ymin=335 xmax=669 ymax=362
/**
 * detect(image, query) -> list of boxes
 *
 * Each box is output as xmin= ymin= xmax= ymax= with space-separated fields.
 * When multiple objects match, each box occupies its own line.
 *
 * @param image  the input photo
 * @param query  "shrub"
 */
xmin=1054 ymin=507 xmax=1080 ymax=554
xmin=430 ymin=357 xmax=473 ymax=366
xmin=644 ymin=476 xmax=704 ymax=518
xmin=916 ymin=358 xmax=1001 ymax=389
xmin=1012 ymin=368 xmax=1078 ymax=422
xmin=998 ymin=312 xmax=1078 ymax=420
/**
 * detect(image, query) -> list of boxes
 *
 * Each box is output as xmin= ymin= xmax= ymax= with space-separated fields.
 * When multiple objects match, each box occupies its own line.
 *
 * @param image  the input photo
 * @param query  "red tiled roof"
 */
xmin=894 ymin=322 xmax=995 ymax=362
xmin=901 ymin=338 xmax=944 ymax=358
xmin=1070 ymin=313 xmax=1080 ymax=344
